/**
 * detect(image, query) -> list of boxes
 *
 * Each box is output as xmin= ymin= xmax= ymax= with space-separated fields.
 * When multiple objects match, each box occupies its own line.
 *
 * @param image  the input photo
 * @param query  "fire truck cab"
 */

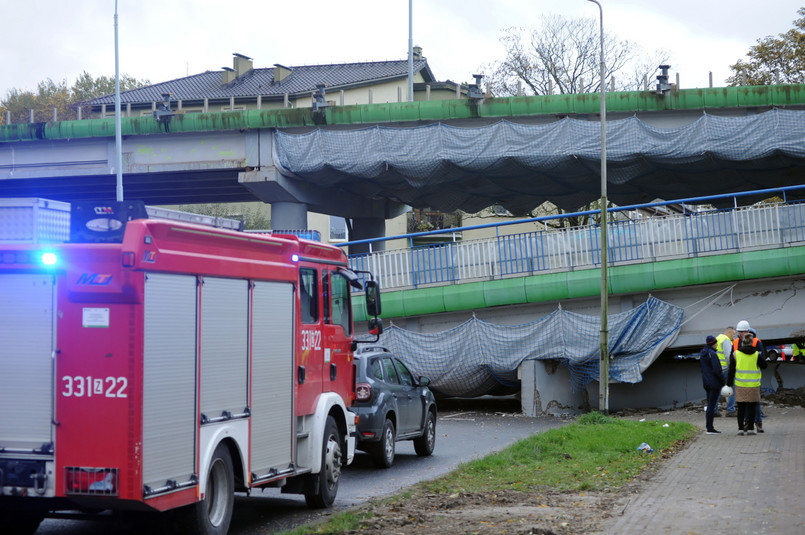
xmin=0 ymin=199 xmax=382 ymax=534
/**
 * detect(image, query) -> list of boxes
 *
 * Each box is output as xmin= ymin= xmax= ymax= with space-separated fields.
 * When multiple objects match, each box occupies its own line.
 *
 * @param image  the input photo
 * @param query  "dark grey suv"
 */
xmin=352 ymin=346 xmax=437 ymax=468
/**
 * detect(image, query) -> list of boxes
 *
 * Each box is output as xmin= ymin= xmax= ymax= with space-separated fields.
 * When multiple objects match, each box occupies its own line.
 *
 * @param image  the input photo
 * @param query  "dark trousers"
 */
xmin=705 ymin=388 xmax=721 ymax=431
xmin=736 ymin=401 xmax=757 ymax=431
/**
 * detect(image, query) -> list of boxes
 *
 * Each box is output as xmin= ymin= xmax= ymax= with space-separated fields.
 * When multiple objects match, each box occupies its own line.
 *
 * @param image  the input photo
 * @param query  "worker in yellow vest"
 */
xmin=715 ymin=327 xmax=735 ymax=415
xmin=727 ymin=327 xmax=768 ymax=435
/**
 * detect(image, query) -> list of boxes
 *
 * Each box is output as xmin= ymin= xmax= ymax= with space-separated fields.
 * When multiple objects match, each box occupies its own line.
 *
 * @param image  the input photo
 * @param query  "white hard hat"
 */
xmin=736 ymin=320 xmax=751 ymax=331
xmin=721 ymin=385 xmax=733 ymax=398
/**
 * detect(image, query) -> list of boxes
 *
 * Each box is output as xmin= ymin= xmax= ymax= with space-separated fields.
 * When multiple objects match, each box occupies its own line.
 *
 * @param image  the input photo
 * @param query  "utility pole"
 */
xmin=587 ymin=0 xmax=609 ymax=414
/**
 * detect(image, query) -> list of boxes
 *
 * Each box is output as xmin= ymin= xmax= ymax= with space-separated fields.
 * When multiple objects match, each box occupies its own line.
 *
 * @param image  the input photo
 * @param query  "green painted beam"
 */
xmin=354 ymin=246 xmax=805 ymax=322
xmin=3 ymin=84 xmax=805 ymax=143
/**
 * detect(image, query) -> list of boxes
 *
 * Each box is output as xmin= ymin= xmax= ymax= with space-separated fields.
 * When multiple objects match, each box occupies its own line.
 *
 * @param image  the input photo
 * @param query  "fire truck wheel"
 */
xmin=370 ymin=419 xmax=396 ymax=468
xmin=414 ymin=410 xmax=437 ymax=457
xmin=186 ymin=443 xmax=235 ymax=535
xmin=304 ymin=415 xmax=342 ymax=508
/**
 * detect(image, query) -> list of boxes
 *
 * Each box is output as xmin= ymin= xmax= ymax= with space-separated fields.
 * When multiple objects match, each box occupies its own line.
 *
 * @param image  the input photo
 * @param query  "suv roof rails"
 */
xmin=355 ymin=345 xmax=390 ymax=355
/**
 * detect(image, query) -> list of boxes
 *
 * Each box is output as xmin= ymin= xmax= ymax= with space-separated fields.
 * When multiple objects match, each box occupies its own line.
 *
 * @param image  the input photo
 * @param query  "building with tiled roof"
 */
xmin=86 ymin=48 xmax=466 ymax=118
xmin=80 ymin=48 xmax=473 ymax=247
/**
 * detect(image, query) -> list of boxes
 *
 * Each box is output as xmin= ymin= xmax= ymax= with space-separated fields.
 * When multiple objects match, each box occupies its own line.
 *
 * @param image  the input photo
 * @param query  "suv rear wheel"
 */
xmin=371 ymin=419 xmax=396 ymax=468
xmin=414 ymin=410 xmax=436 ymax=456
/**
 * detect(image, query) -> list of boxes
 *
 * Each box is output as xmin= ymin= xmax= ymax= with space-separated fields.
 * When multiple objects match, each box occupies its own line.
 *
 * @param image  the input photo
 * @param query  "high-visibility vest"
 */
xmin=734 ymin=349 xmax=762 ymax=388
xmin=715 ymin=333 xmax=730 ymax=369
xmin=733 ymin=337 xmax=760 ymax=352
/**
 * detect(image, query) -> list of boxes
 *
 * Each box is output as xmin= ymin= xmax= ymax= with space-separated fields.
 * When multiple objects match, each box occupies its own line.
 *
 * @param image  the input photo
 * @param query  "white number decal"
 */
xmin=74 ymin=376 xmax=85 ymax=397
xmin=62 ymin=376 xmax=128 ymax=398
xmin=116 ymin=377 xmax=128 ymax=398
xmin=300 ymin=329 xmax=322 ymax=351
xmin=62 ymin=376 xmax=74 ymax=397
xmin=105 ymin=377 xmax=117 ymax=397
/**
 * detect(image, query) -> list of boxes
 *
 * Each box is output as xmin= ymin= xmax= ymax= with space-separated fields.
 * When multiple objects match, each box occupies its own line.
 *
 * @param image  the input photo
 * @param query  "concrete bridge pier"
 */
xmin=350 ymin=217 xmax=387 ymax=254
xmin=239 ymin=166 xmax=404 ymax=247
xmin=520 ymin=358 xmax=805 ymax=417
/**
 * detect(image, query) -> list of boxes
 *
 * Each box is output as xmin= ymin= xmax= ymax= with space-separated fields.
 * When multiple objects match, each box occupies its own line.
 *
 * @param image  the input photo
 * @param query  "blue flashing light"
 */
xmin=40 ymin=252 xmax=58 ymax=266
xmin=291 ymin=254 xmax=299 ymax=262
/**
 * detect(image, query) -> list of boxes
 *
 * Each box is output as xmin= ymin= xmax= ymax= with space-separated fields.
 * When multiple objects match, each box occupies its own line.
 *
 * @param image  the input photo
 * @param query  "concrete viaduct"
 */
xmin=3 ymin=84 xmax=805 ymax=244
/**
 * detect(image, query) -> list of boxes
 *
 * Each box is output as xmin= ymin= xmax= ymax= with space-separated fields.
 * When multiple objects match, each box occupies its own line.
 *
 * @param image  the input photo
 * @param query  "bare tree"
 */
xmin=468 ymin=14 xmax=669 ymax=226
xmin=485 ymin=14 xmax=668 ymax=96
xmin=173 ymin=203 xmax=270 ymax=230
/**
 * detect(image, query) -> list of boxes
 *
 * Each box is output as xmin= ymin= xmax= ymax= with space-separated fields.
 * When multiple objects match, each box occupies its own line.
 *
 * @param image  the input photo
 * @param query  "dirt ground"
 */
xmin=323 ymin=388 xmax=805 ymax=535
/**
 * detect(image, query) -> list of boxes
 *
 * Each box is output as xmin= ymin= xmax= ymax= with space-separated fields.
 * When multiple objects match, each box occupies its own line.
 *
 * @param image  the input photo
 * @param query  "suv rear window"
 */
xmin=369 ymin=357 xmax=383 ymax=380
xmin=381 ymin=358 xmax=400 ymax=384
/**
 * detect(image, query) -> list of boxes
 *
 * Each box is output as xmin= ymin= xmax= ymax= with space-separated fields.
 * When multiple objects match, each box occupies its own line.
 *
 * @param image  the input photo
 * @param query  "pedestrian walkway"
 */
xmin=602 ymin=403 xmax=805 ymax=534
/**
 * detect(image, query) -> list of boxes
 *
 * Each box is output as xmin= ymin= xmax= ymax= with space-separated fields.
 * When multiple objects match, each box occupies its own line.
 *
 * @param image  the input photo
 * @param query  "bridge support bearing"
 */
xmin=519 ymin=360 xmax=587 ymax=417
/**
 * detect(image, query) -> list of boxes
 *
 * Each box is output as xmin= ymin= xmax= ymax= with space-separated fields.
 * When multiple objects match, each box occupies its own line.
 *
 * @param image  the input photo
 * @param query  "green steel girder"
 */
xmin=353 ymin=246 xmax=805 ymax=322
xmin=3 ymin=85 xmax=805 ymax=143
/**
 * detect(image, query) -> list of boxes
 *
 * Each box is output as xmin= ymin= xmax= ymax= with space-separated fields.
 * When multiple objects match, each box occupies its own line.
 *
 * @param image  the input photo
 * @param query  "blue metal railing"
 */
xmin=246 ymin=229 xmax=322 ymax=241
xmin=346 ymin=186 xmax=805 ymax=291
xmin=411 ymin=242 xmax=457 ymax=286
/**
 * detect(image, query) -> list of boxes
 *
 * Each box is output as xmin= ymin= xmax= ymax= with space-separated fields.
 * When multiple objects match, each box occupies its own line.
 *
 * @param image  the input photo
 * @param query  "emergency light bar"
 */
xmin=0 ymin=250 xmax=59 ymax=267
xmin=40 ymin=252 xmax=58 ymax=265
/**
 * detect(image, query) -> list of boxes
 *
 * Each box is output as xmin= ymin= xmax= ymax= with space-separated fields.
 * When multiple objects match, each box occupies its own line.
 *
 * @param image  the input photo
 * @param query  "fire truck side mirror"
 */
xmin=365 ymin=280 xmax=381 ymax=317
xmin=368 ymin=317 xmax=383 ymax=337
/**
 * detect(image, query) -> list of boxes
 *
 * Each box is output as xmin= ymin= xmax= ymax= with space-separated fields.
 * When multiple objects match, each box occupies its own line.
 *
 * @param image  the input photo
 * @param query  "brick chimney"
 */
xmin=233 ymin=53 xmax=253 ymax=76
xmin=222 ymin=67 xmax=236 ymax=84
xmin=273 ymin=64 xmax=293 ymax=84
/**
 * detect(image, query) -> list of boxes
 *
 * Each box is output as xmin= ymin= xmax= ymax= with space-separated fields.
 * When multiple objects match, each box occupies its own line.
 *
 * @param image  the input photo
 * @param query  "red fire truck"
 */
xmin=0 ymin=200 xmax=382 ymax=534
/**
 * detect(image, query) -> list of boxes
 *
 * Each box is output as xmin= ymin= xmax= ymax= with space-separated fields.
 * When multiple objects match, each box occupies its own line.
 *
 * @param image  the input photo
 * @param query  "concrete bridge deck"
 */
xmin=2 ymin=85 xmax=805 ymax=218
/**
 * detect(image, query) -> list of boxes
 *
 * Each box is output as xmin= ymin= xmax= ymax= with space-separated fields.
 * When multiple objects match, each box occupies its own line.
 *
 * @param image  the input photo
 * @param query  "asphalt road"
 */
xmin=36 ymin=403 xmax=564 ymax=534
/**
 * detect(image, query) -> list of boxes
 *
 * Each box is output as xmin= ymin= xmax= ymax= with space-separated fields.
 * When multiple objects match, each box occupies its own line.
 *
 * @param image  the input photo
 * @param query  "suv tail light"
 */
xmin=355 ymin=382 xmax=372 ymax=401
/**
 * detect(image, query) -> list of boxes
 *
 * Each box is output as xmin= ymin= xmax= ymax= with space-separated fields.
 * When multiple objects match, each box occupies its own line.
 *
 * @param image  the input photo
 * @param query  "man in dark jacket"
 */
xmin=700 ymin=335 xmax=726 ymax=434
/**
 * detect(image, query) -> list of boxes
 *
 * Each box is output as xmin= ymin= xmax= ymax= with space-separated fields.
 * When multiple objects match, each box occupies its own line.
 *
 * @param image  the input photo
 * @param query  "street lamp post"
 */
xmin=587 ymin=0 xmax=609 ymax=414
xmin=114 ymin=0 xmax=123 ymax=201
xmin=408 ymin=0 xmax=414 ymax=102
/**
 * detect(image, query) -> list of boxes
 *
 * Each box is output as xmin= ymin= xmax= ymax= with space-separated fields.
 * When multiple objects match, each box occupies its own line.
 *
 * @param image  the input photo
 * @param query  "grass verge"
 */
xmin=281 ymin=412 xmax=697 ymax=534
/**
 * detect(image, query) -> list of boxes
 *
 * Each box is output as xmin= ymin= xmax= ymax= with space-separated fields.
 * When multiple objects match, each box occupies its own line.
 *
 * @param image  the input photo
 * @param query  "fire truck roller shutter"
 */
xmin=143 ymin=273 xmax=198 ymax=491
xmin=199 ymin=278 xmax=248 ymax=421
xmin=0 ymin=274 xmax=55 ymax=451
xmin=250 ymin=281 xmax=294 ymax=476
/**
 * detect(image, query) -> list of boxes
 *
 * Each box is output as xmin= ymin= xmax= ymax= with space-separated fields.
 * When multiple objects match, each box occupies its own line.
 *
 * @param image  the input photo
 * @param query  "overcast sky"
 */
xmin=1 ymin=0 xmax=803 ymax=97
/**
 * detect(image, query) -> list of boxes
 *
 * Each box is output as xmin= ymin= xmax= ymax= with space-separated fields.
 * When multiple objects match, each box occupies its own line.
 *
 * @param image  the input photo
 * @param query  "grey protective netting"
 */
xmin=274 ymin=109 xmax=805 ymax=214
xmin=365 ymin=296 xmax=683 ymax=397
